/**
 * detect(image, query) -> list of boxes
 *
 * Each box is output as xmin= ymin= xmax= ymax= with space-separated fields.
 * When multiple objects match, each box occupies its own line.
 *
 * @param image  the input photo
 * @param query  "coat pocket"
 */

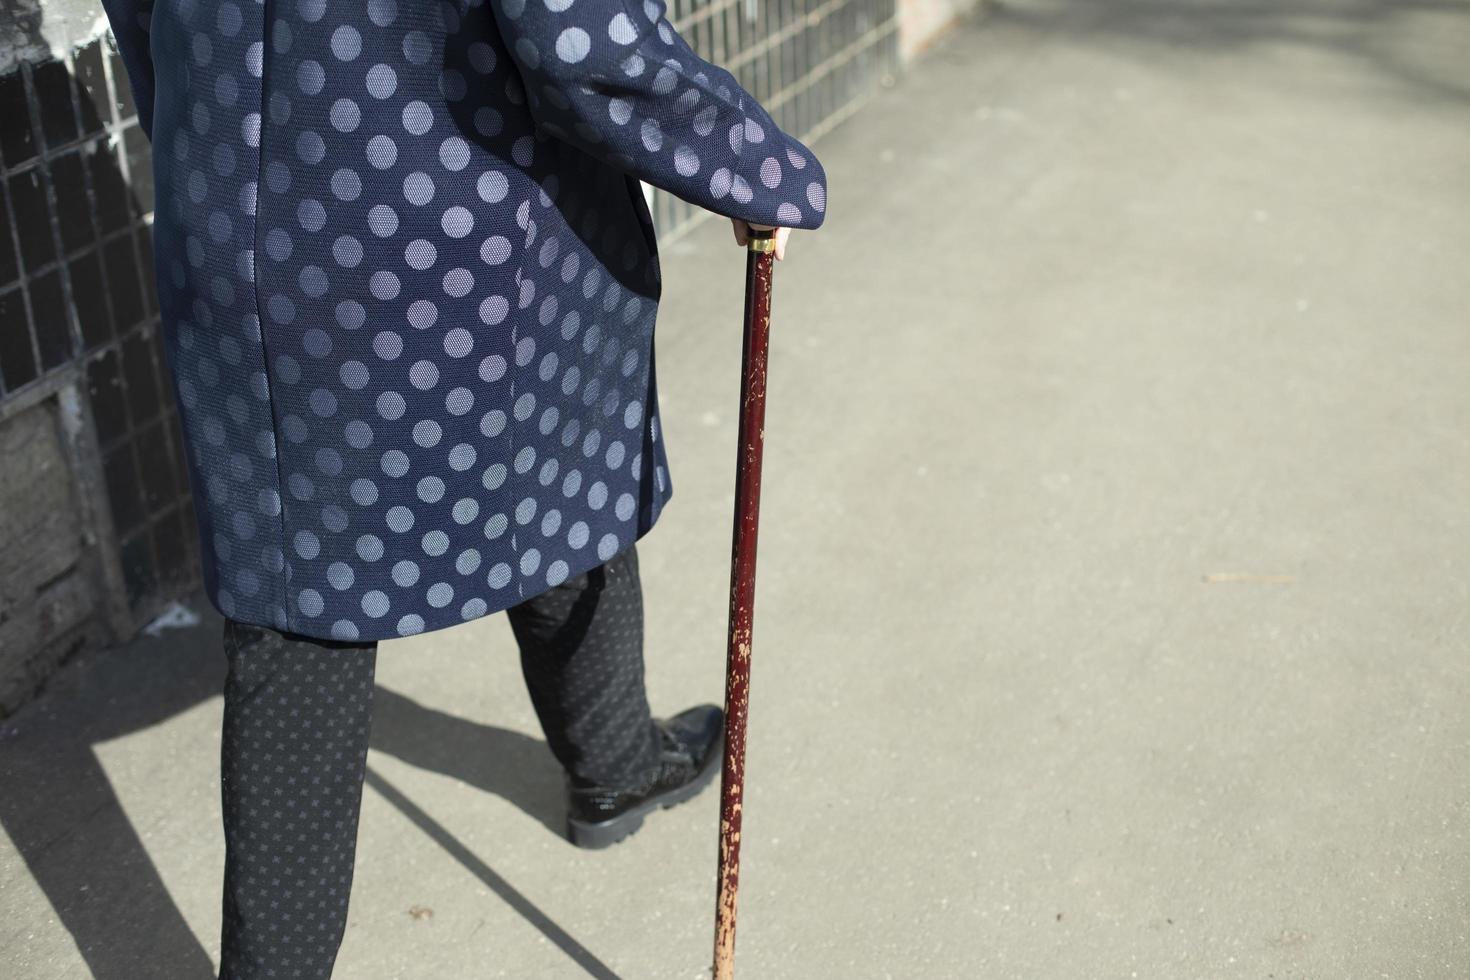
xmin=622 ymin=174 xmax=662 ymax=298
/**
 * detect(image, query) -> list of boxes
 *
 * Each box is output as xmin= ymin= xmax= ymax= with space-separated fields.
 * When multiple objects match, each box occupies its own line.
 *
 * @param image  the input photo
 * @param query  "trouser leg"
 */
xmin=504 ymin=543 xmax=662 ymax=788
xmin=218 ymin=618 xmax=378 ymax=980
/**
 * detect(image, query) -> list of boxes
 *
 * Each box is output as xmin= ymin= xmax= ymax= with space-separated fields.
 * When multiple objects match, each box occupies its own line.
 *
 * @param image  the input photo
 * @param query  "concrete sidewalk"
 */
xmin=5 ymin=0 xmax=1470 ymax=976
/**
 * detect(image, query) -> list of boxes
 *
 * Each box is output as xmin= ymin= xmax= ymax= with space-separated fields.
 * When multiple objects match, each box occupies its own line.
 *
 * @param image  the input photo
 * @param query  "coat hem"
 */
xmin=202 ymin=479 xmax=674 ymax=642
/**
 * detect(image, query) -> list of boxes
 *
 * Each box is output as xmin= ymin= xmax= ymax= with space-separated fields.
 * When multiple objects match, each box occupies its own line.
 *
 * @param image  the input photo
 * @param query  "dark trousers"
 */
xmin=218 ymin=544 xmax=659 ymax=980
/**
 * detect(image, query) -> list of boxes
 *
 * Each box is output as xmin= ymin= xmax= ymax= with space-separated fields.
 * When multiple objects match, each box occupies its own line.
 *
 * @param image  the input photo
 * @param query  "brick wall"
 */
xmin=0 ymin=4 xmax=195 ymax=718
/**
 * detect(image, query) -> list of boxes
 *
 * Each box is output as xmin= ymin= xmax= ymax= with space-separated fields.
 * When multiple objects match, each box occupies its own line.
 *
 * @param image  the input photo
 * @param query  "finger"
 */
xmin=775 ymin=226 xmax=790 ymax=260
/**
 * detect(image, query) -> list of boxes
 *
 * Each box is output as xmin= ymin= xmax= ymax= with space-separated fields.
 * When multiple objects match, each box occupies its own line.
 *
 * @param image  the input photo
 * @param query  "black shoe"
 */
xmin=566 ymin=703 xmax=725 ymax=849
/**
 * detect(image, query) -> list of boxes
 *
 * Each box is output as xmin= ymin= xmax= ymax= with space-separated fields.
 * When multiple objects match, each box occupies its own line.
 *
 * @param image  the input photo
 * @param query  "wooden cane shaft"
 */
xmin=713 ymin=237 xmax=775 ymax=980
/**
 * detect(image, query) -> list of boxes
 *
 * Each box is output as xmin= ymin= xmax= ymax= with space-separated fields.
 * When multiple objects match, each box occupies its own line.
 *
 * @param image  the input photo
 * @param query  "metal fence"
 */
xmin=0 ymin=0 xmax=896 ymax=647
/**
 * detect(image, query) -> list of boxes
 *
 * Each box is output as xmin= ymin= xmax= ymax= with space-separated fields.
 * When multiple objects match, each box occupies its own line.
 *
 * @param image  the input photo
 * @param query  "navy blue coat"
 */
xmin=100 ymin=0 xmax=827 ymax=640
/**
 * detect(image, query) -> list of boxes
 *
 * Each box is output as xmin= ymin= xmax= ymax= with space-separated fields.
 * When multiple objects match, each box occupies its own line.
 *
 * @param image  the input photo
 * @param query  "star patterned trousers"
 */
xmin=217 ymin=543 xmax=660 ymax=979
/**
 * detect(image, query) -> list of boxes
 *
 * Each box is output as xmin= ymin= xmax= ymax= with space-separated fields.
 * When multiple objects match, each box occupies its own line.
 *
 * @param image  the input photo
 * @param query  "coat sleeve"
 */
xmin=99 ymin=0 xmax=157 ymax=141
xmin=489 ymin=0 xmax=828 ymax=230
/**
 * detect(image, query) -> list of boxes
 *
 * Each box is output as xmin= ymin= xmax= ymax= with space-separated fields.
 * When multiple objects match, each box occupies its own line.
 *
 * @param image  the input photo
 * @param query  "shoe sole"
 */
xmin=567 ymin=725 xmax=725 ymax=850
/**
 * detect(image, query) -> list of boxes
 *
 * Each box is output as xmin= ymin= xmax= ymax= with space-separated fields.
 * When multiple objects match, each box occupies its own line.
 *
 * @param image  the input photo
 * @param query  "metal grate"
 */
xmin=651 ymin=0 xmax=899 ymax=239
xmin=0 ymin=37 xmax=198 ymax=619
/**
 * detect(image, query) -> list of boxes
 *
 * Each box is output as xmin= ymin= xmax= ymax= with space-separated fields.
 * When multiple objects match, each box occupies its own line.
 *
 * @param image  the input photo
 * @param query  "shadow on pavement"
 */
xmin=0 ymin=595 xmax=614 ymax=977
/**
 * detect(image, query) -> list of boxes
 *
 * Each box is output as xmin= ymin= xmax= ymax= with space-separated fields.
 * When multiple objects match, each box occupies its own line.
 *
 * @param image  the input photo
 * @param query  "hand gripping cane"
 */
xmin=712 ymin=225 xmax=777 ymax=980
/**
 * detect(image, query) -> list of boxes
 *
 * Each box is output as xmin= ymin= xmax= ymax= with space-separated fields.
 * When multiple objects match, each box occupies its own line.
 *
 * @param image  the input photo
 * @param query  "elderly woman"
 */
xmin=100 ymin=0 xmax=827 ymax=974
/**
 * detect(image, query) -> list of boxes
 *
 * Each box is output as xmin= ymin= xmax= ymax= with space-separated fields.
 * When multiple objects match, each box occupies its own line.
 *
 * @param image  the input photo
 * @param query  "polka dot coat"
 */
xmin=100 ymin=0 xmax=828 ymax=641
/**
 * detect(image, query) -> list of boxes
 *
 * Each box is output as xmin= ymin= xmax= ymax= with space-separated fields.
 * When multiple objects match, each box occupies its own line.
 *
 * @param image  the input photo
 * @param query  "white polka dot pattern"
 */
xmin=492 ymin=0 xmax=828 ymax=229
xmin=103 ymin=0 xmax=829 ymax=642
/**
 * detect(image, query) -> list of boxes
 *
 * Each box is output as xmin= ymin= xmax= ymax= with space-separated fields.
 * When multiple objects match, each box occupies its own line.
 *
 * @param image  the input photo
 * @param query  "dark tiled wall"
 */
xmin=0 ymin=36 xmax=197 ymax=617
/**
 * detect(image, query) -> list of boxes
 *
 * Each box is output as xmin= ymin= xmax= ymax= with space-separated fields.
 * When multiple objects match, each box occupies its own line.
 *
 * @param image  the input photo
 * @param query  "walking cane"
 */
xmin=712 ymin=225 xmax=777 ymax=980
